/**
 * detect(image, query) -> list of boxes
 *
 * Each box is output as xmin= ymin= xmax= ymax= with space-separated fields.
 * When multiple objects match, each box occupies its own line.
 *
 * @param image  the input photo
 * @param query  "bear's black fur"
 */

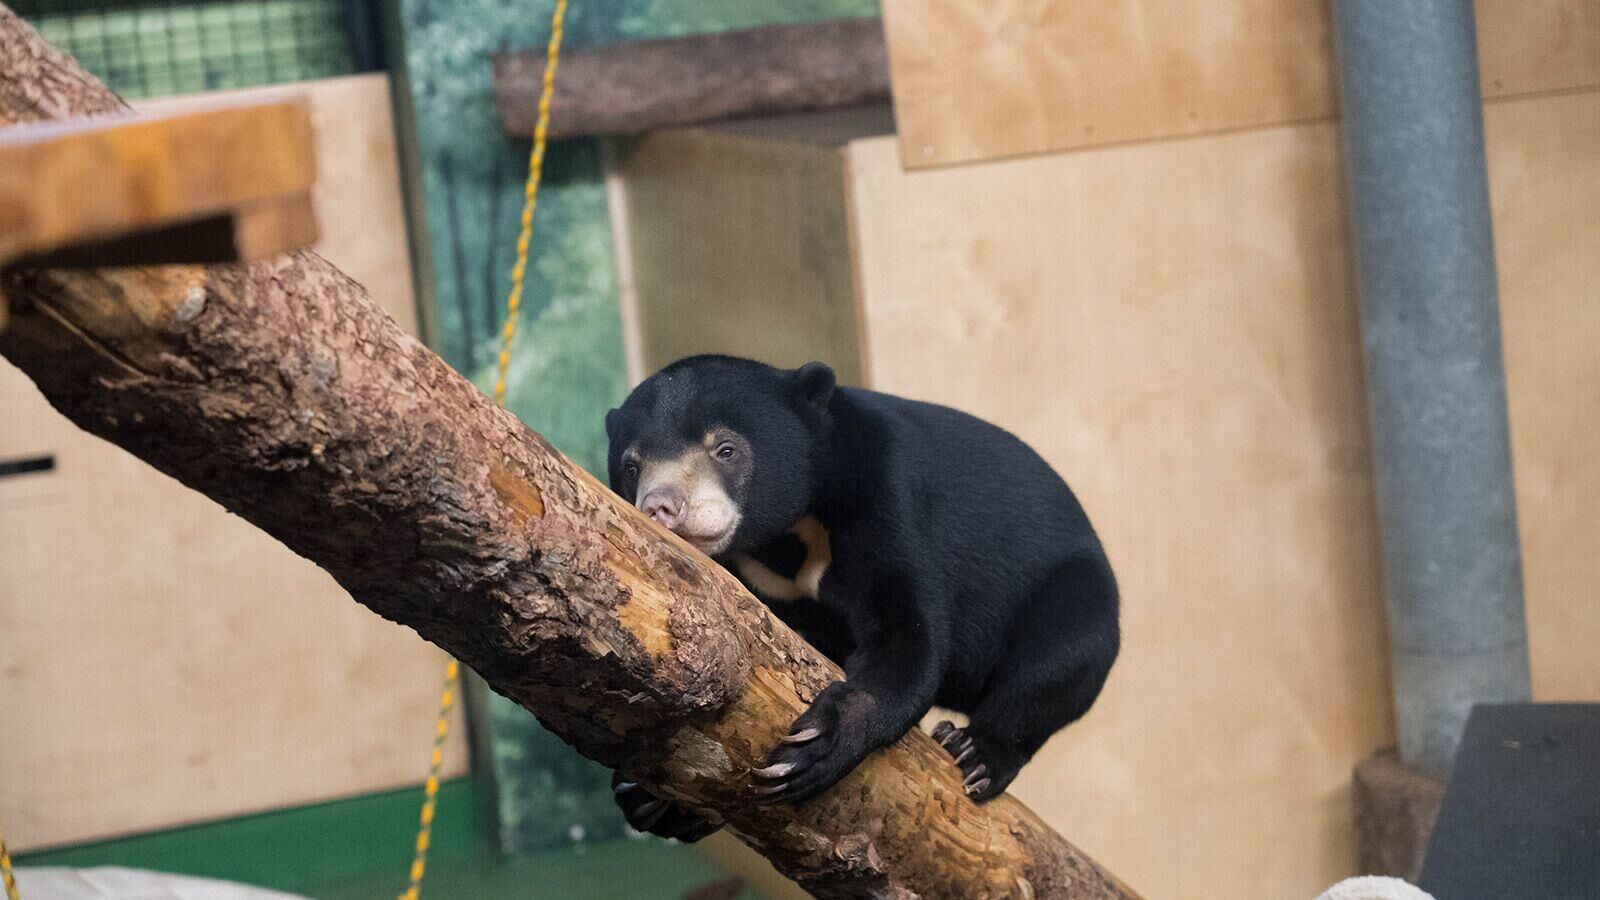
xmin=603 ymin=355 xmax=1118 ymax=837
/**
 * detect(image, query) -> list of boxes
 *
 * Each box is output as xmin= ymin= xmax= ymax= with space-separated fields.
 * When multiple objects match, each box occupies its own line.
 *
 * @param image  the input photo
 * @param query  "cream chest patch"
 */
xmin=734 ymin=516 xmax=831 ymax=602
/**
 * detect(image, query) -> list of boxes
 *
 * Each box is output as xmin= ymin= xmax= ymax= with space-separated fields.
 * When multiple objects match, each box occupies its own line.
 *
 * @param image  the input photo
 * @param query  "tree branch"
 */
xmin=0 ymin=8 xmax=1136 ymax=898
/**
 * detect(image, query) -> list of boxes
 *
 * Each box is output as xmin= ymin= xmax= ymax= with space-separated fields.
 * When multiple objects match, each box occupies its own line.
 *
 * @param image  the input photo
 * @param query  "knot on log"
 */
xmin=831 ymin=832 xmax=886 ymax=873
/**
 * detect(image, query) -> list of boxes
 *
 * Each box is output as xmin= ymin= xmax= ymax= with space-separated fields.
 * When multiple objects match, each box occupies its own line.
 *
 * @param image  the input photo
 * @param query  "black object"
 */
xmin=1419 ymin=703 xmax=1600 ymax=899
xmin=0 ymin=455 xmax=55 ymax=478
xmin=340 ymin=0 xmax=386 ymax=73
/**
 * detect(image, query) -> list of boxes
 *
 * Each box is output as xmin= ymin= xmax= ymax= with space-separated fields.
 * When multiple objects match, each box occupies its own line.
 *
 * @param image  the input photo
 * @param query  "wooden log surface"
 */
xmin=0 ymin=8 xmax=1135 ymax=897
xmin=492 ymin=17 xmax=889 ymax=138
xmin=0 ymin=96 xmax=316 ymax=266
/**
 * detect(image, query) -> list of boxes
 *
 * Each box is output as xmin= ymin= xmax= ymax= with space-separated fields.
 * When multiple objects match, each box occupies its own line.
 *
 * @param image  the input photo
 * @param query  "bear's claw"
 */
xmin=933 ymin=720 xmax=1008 ymax=802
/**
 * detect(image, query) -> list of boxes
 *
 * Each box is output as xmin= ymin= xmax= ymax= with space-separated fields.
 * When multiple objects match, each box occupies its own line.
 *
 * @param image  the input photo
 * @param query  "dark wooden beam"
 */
xmin=491 ymin=18 xmax=890 ymax=139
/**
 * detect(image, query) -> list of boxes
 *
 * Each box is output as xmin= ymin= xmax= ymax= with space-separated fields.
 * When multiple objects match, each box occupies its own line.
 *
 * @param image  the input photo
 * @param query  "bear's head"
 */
xmin=605 ymin=355 xmax=836 ymax=557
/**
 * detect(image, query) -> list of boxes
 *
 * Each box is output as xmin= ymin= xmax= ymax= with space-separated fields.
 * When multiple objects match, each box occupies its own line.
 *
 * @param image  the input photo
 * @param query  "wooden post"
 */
xmin=0 ymin=8 xmax=1137 ymax=898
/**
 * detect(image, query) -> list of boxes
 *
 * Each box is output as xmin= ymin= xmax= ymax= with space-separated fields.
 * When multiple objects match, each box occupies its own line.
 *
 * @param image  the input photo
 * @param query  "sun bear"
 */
xmin=603 ymin=355 xmax=1118 ymax=839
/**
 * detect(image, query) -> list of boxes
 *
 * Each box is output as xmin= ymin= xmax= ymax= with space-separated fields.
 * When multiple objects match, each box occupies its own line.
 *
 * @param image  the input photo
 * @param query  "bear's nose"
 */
xmin=640 ymin=489 xmax=684 ymax=529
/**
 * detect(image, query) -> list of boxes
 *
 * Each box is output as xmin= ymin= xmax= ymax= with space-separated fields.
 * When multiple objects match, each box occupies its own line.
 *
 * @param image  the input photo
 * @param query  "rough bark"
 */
xmin=0 ymin=9 xmax=1136 ymax=898
xmin=491 ymin=17 xmax=890 ymax=138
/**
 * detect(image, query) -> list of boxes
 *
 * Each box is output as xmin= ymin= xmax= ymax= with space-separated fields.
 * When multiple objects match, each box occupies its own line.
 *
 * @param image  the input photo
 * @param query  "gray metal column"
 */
xmin=1331 ymin=0 xmax=1531 ymax=776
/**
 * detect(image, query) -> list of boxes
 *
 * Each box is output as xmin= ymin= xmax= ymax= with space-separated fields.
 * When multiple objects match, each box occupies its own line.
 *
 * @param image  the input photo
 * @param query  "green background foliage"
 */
xmin=395 ymin=0 xmax=879 ymax=853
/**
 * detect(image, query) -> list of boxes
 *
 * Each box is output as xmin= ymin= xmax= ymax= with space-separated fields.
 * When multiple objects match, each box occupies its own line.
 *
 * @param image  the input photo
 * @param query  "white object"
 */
xmin=13 ymin=867 xmax=308 ymax=900
xmin=1316 ymin=875 xmax=1436 ymax=900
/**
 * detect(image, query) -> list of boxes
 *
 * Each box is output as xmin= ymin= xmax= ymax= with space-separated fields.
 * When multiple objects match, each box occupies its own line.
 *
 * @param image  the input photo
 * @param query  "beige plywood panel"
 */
xmin=845 ymin=123 xmax=1394 ymax=897
xmin=882 ymin=0 xmax=1335 ymax=168
xmin=613 ymin=128 xmax=864 ymax=385
xmin=1487 ymin=91 xmax=1600 ymax=702
xmin=882 ymin=0 xmax=1600 ymax=168
xmin=1479 ymin=1 xmax=1600 ymax=98
xmin=0 ymin=74 xmax=459 ymax=853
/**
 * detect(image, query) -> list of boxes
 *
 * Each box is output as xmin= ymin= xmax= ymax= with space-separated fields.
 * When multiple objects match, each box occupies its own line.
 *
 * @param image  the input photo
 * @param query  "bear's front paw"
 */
xmin=752 ymin=682 xmax=871 ymax=804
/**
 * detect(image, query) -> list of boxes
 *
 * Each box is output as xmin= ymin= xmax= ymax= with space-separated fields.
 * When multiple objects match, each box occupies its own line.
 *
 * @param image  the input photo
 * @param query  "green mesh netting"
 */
xmin=17 ymin=0 xmax=357 ymax=98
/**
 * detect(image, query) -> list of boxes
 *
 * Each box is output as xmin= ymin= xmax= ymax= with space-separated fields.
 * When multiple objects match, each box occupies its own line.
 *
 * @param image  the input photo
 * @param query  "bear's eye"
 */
xmin=623 ymin=459 xmax=640 ymax=478
xmin=713 ymin=442 xmax=737 ymax=461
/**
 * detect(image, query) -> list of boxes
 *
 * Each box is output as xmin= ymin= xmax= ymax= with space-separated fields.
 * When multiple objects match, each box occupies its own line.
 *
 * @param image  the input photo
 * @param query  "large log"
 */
xmin=0 ymin=9 xmax=1135 ymax=898
xmin=491 ymin=18 xmax=890 ymax=139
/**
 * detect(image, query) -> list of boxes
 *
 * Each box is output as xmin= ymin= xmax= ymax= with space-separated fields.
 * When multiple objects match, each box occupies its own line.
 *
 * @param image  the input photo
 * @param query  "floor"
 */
xmin=14 ymin=779 xmax=760 ymax=899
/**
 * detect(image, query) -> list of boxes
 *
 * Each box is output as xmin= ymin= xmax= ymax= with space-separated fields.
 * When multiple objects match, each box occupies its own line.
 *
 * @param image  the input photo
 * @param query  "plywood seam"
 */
xmin=885 ymin=83 xmax=1600 ymax=171
xmin=1484 ymin=83 xmax=1600 ymax=107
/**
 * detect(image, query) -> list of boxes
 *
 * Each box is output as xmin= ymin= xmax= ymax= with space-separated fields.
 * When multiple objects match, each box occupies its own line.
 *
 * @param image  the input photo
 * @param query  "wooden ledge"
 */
xmin=0 ymin=95 xmax=317 ymax=269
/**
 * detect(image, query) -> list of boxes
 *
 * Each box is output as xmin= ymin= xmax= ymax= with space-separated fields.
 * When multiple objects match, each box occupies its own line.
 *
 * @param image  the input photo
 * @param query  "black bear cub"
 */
xmin=604 ymin=355 xmax=1118 ymax=839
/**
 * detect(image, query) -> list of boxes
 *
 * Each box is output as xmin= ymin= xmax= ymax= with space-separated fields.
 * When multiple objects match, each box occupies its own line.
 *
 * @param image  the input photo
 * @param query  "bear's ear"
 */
xmin=604 ymin=408 xmax=623 ymax=441
xmin=792 ymin=362 xmax=836 ymax=409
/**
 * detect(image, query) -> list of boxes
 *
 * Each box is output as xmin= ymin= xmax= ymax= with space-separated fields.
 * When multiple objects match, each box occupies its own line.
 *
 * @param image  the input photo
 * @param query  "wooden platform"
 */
xmin=0 ymin=95 xmax=316 ymax=269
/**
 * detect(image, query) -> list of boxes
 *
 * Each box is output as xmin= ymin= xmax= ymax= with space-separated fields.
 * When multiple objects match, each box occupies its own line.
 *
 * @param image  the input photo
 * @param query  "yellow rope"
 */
xmin=493 ymin=0 xmax=569 ymax=409
xmin=1 ymin=818 xmax=21 ymax=900
xmin=402 ymin=2 xmax=567 ymax=898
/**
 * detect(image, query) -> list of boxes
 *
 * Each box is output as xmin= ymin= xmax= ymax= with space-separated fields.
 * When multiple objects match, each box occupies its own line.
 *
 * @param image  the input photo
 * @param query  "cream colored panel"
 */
xmin=614 ymin=128 xmax=863 ymax=385
xmin=881 ymin=0 xmax=1600 ymax=168
xmin=1487 ymin=90 xmax=1600 ymax=702
xmin=1478 ymin=1 xmax=1600 ymax=99
xmin=0 ymin=74 xmax=460 ymax=853
xmin=882 ymin=0 xmax=1334 ymax=168
xmin=846 ymin=123 xmax=1393 ymax=898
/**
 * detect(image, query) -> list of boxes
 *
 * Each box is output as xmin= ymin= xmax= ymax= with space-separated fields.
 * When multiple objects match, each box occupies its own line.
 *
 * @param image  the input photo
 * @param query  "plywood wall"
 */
xmin=0 ymin=75 xmax=466 ymax=853
xmin=881 ymin=0 xmax=1600 ymax=168
xmin=612 ymin=125 xmax=866 ymax=386
xmin=1487 ymin=91 xmax=1600 ymax=702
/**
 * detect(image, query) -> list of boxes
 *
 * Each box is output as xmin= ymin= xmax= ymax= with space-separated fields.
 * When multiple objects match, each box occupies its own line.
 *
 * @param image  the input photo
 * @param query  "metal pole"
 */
xmin=1331 ymin=0 xmax=1531 ymax=776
